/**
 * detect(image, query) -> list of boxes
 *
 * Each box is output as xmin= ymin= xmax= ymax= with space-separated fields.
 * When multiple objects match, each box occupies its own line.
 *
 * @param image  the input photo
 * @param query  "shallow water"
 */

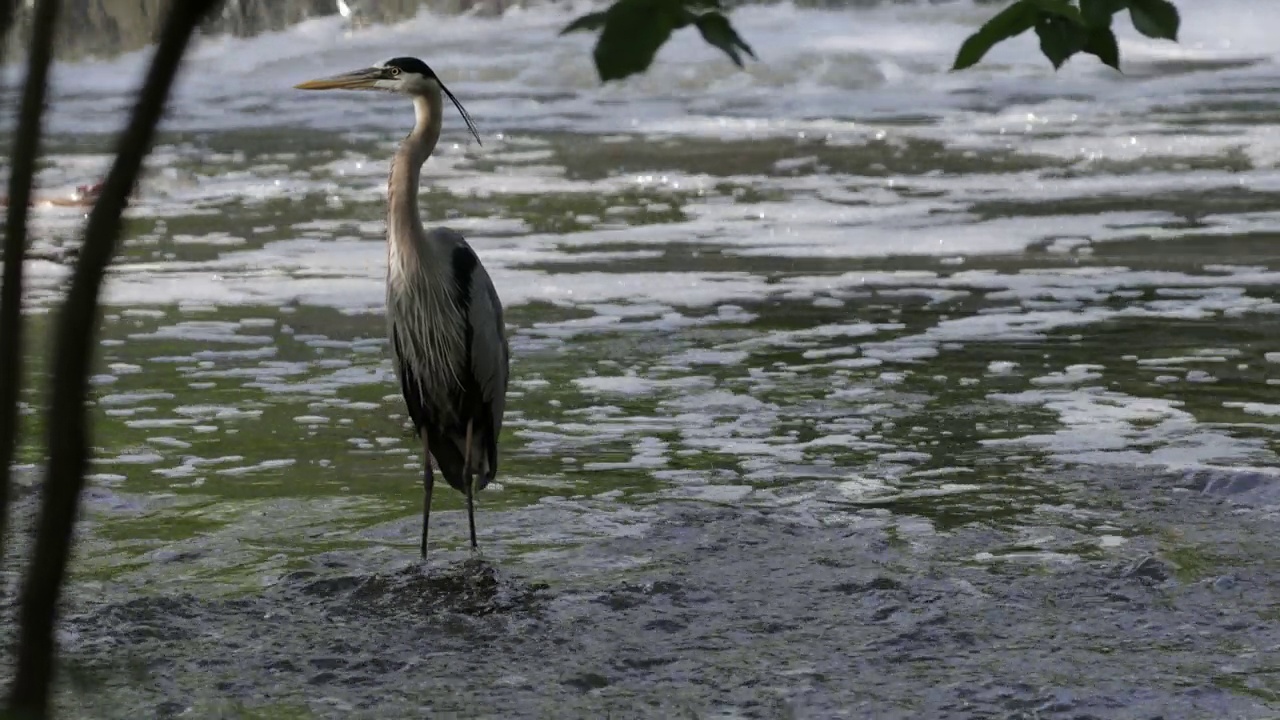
xmin=3 ymin=1 xmax=1280 ymax=717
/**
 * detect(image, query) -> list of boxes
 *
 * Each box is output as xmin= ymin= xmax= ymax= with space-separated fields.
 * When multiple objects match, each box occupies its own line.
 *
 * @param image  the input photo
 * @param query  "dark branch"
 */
xmin=0 ymin=0 xmax=59 ymax=580
xmin=0 ymin=0 xmax=18 ymax=69
xmin=7 ymin=0 xmax=224 ymax=715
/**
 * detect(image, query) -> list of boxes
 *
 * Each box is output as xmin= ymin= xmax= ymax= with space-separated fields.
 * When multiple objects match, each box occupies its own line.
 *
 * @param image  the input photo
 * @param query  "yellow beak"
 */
xmin=294 ymin=68 xmax=381 ymax=91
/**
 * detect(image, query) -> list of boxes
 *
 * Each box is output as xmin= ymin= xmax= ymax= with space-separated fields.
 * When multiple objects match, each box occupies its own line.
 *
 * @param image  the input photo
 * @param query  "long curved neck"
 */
xmin=387 ymin=91 xmax=443 ymax=272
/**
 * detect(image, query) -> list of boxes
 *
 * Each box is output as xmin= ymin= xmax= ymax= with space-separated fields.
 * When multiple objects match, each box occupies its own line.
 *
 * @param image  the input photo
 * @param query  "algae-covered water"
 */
xmin=3 ymin=1 xmax=1280 ymax=717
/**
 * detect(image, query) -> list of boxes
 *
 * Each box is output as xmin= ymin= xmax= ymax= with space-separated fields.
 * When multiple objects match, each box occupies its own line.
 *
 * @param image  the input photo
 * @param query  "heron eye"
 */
xmin=388 ymin=67 xmax=401 ymax=77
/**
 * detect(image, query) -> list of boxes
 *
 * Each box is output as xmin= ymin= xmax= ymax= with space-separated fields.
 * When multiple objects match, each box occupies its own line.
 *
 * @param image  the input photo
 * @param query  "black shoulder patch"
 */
xmin=451 ymin=245 xmax=478 ymax=312
xmin=383 ymin=56 xmax=435 ymax=78
xmin=451 ymin=245 xmax=482 ymax=417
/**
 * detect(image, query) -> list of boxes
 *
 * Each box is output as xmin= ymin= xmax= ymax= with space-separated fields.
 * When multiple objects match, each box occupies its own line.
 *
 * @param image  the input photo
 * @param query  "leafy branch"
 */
xmin=567 ymin=0 xmax=1182 ymax=83
xmin=954 ymin=0 xmax=1181 ymax=71
xmin=562 ymin=0 xmax=755 ymax=82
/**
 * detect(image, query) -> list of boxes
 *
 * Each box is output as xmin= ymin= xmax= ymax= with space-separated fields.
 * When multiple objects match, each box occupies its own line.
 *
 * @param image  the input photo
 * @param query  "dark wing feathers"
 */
xmin=468 ymin=261 xmax=509 ymax=482
xmin=449 ymin=245 xmax=508 ymax=407
xmin=390 ymin=235 xmax=509 ymax=494
xmin=394 ymin=319 xmax=471 ymax=493
xmin=451 ymin=244 xmax=509 ymax=485
xmin=467 ymin=265 xmax=509 ymax=415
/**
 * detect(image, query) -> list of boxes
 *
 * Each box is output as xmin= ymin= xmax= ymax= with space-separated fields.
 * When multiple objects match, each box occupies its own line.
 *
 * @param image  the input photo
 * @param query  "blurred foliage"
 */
xmin=954 ymin=0 xmax=1179 ymax=70
xmin=565 ymin=0 xmax=1181 ymax=82
xmin=2 ymin=0 xmax=225 ymax=716
xmin=562 ymin=0 xmax=754 ymax=82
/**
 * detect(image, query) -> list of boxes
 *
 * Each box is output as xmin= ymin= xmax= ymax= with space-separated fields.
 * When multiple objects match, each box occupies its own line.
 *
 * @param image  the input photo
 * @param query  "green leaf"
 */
xmin=1082 ymin=25 xmax=1121 ymax=69
xmin=560 ymin=11 xmax=608 ymax=35
xmin=1034 ymin=12 xmax=1086 ymax=69
xmin=592 ymin=0 xmax=684 ymax=82
xmin=1080 ymin=0 xmax=1126 ymax=28
xmin=1129 ymin=0 xmax=1179 ymax=40
xmin=952 ymin=1 xmax=1038 ymax=71
xmin=694 ymin=12 xmax=756 ymax=67
xmin=1026 ymin=0 xmax=1086 ymax=25
xmin=673 ymin=6 xmax=698 ymax=30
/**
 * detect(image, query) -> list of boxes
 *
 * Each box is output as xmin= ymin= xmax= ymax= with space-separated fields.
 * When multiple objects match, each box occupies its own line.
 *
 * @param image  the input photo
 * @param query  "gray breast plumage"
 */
xmin=385 ymin=227 xmax=468 ymax=424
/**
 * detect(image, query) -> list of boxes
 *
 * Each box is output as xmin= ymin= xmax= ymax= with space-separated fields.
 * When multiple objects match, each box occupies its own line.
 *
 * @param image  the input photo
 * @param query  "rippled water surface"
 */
xmin=4 ymin=1 xmax=1280 ymax=717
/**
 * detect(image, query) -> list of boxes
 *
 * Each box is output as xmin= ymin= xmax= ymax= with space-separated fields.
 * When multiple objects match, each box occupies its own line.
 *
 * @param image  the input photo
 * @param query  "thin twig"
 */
xmin=8 ymin=0 xmax=223 ymax=715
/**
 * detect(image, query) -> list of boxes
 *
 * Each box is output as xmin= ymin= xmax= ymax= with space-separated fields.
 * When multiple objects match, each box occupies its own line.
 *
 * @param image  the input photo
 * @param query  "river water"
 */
xmin=3 ymin=1 xmax=1280 ymax=717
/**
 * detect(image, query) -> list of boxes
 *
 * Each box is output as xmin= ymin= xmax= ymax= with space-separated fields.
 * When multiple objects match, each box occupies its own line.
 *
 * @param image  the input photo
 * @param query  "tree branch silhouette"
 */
xmin=8 ymin=0 xmax=224 ymax=714
xmin=0 ymin=0 xmax=61 ymax=580
xmin=0 ymin=1 xmax=18 ymax=71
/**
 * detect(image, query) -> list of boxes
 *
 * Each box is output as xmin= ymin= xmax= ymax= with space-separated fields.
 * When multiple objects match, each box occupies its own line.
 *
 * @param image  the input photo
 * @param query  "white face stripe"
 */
xmin=373 ymin=59 xmax=426 ymax=80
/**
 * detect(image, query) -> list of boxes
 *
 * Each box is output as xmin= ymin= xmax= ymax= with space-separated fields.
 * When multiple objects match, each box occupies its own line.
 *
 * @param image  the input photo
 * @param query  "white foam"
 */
xmin=5 ymin=0 xmax=1280 ymax=317
xmin=8 ymin=0 xmax=1268 ymax=141
xmin=986 ymin=388 xmax=1274 ymax=471
xmin=1224 ymin=402 xmax=1280 ymax=417
xmin=573 ymin=374 xmax=715 ymax=397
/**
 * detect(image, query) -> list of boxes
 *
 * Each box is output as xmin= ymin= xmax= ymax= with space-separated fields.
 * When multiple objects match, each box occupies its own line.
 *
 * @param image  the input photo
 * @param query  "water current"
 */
xmin=2 ymin=1 xmax=1280 ymax=716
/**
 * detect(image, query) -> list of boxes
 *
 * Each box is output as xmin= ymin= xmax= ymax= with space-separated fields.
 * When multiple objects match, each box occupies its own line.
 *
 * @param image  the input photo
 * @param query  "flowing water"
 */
xmin=3 ymin=1 xmax=1280 ymax=717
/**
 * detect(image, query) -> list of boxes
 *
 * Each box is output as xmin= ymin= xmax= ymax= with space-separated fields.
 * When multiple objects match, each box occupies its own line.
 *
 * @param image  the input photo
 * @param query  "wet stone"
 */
xmin=563 ymin=672 xmax=611 ymax=692
xmin=1212 ymin=575 xmax=1239 ymax=592
xmin=350 ymin=658 xmax=406 ymax=674
xmin=616 ymin=656 xmax=675 ymax=671
xmin=643 ymin=618 xmax=686 ymax=633
xmin=153 ymin=701 xmax=186 ymax=719
xmin=309 ymin=671 xmax=338 ymax=685
xmin=594 ymin=591 xmax=646 ymax=611
xmin=299 ymin=575 xmax=363 ymax=597
xmin=1122 ymin=556 xmax=1173 ymax=584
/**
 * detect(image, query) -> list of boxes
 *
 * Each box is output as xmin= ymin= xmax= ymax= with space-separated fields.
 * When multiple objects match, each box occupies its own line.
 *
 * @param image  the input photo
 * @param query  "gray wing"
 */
xmin=432 ymin=226 xmax=509 ymax=437
xmin=465 ymin=258 xmax=509 ymax=437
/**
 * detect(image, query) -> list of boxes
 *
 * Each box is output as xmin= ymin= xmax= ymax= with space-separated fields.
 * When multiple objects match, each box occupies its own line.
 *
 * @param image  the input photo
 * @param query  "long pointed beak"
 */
xmin=294 ymin=67 xmax=382 ymax=91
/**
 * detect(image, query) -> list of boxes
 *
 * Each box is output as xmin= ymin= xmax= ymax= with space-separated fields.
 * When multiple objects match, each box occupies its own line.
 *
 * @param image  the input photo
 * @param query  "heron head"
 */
xmin=294 ymin=56 xmax=481 ymax=144
xmin=294 ymin=56 xmax=440 ymax=94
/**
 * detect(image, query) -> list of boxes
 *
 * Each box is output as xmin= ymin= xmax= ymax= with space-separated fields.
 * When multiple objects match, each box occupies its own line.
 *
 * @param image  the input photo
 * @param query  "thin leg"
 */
xmin=420 ymin=430 xmax=434 ymax=559
xmin=463 ymin=419 xmax=478 ymax=550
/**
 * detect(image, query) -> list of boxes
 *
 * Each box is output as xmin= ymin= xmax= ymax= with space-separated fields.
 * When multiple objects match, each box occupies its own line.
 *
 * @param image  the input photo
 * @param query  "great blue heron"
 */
xmin=295 ymin=57 xmax=509 ymax=558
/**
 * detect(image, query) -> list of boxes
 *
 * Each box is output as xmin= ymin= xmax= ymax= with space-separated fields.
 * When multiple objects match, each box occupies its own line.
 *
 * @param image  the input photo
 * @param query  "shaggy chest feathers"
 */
xmin=385 ymin=238 xmax=469 ymax=422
